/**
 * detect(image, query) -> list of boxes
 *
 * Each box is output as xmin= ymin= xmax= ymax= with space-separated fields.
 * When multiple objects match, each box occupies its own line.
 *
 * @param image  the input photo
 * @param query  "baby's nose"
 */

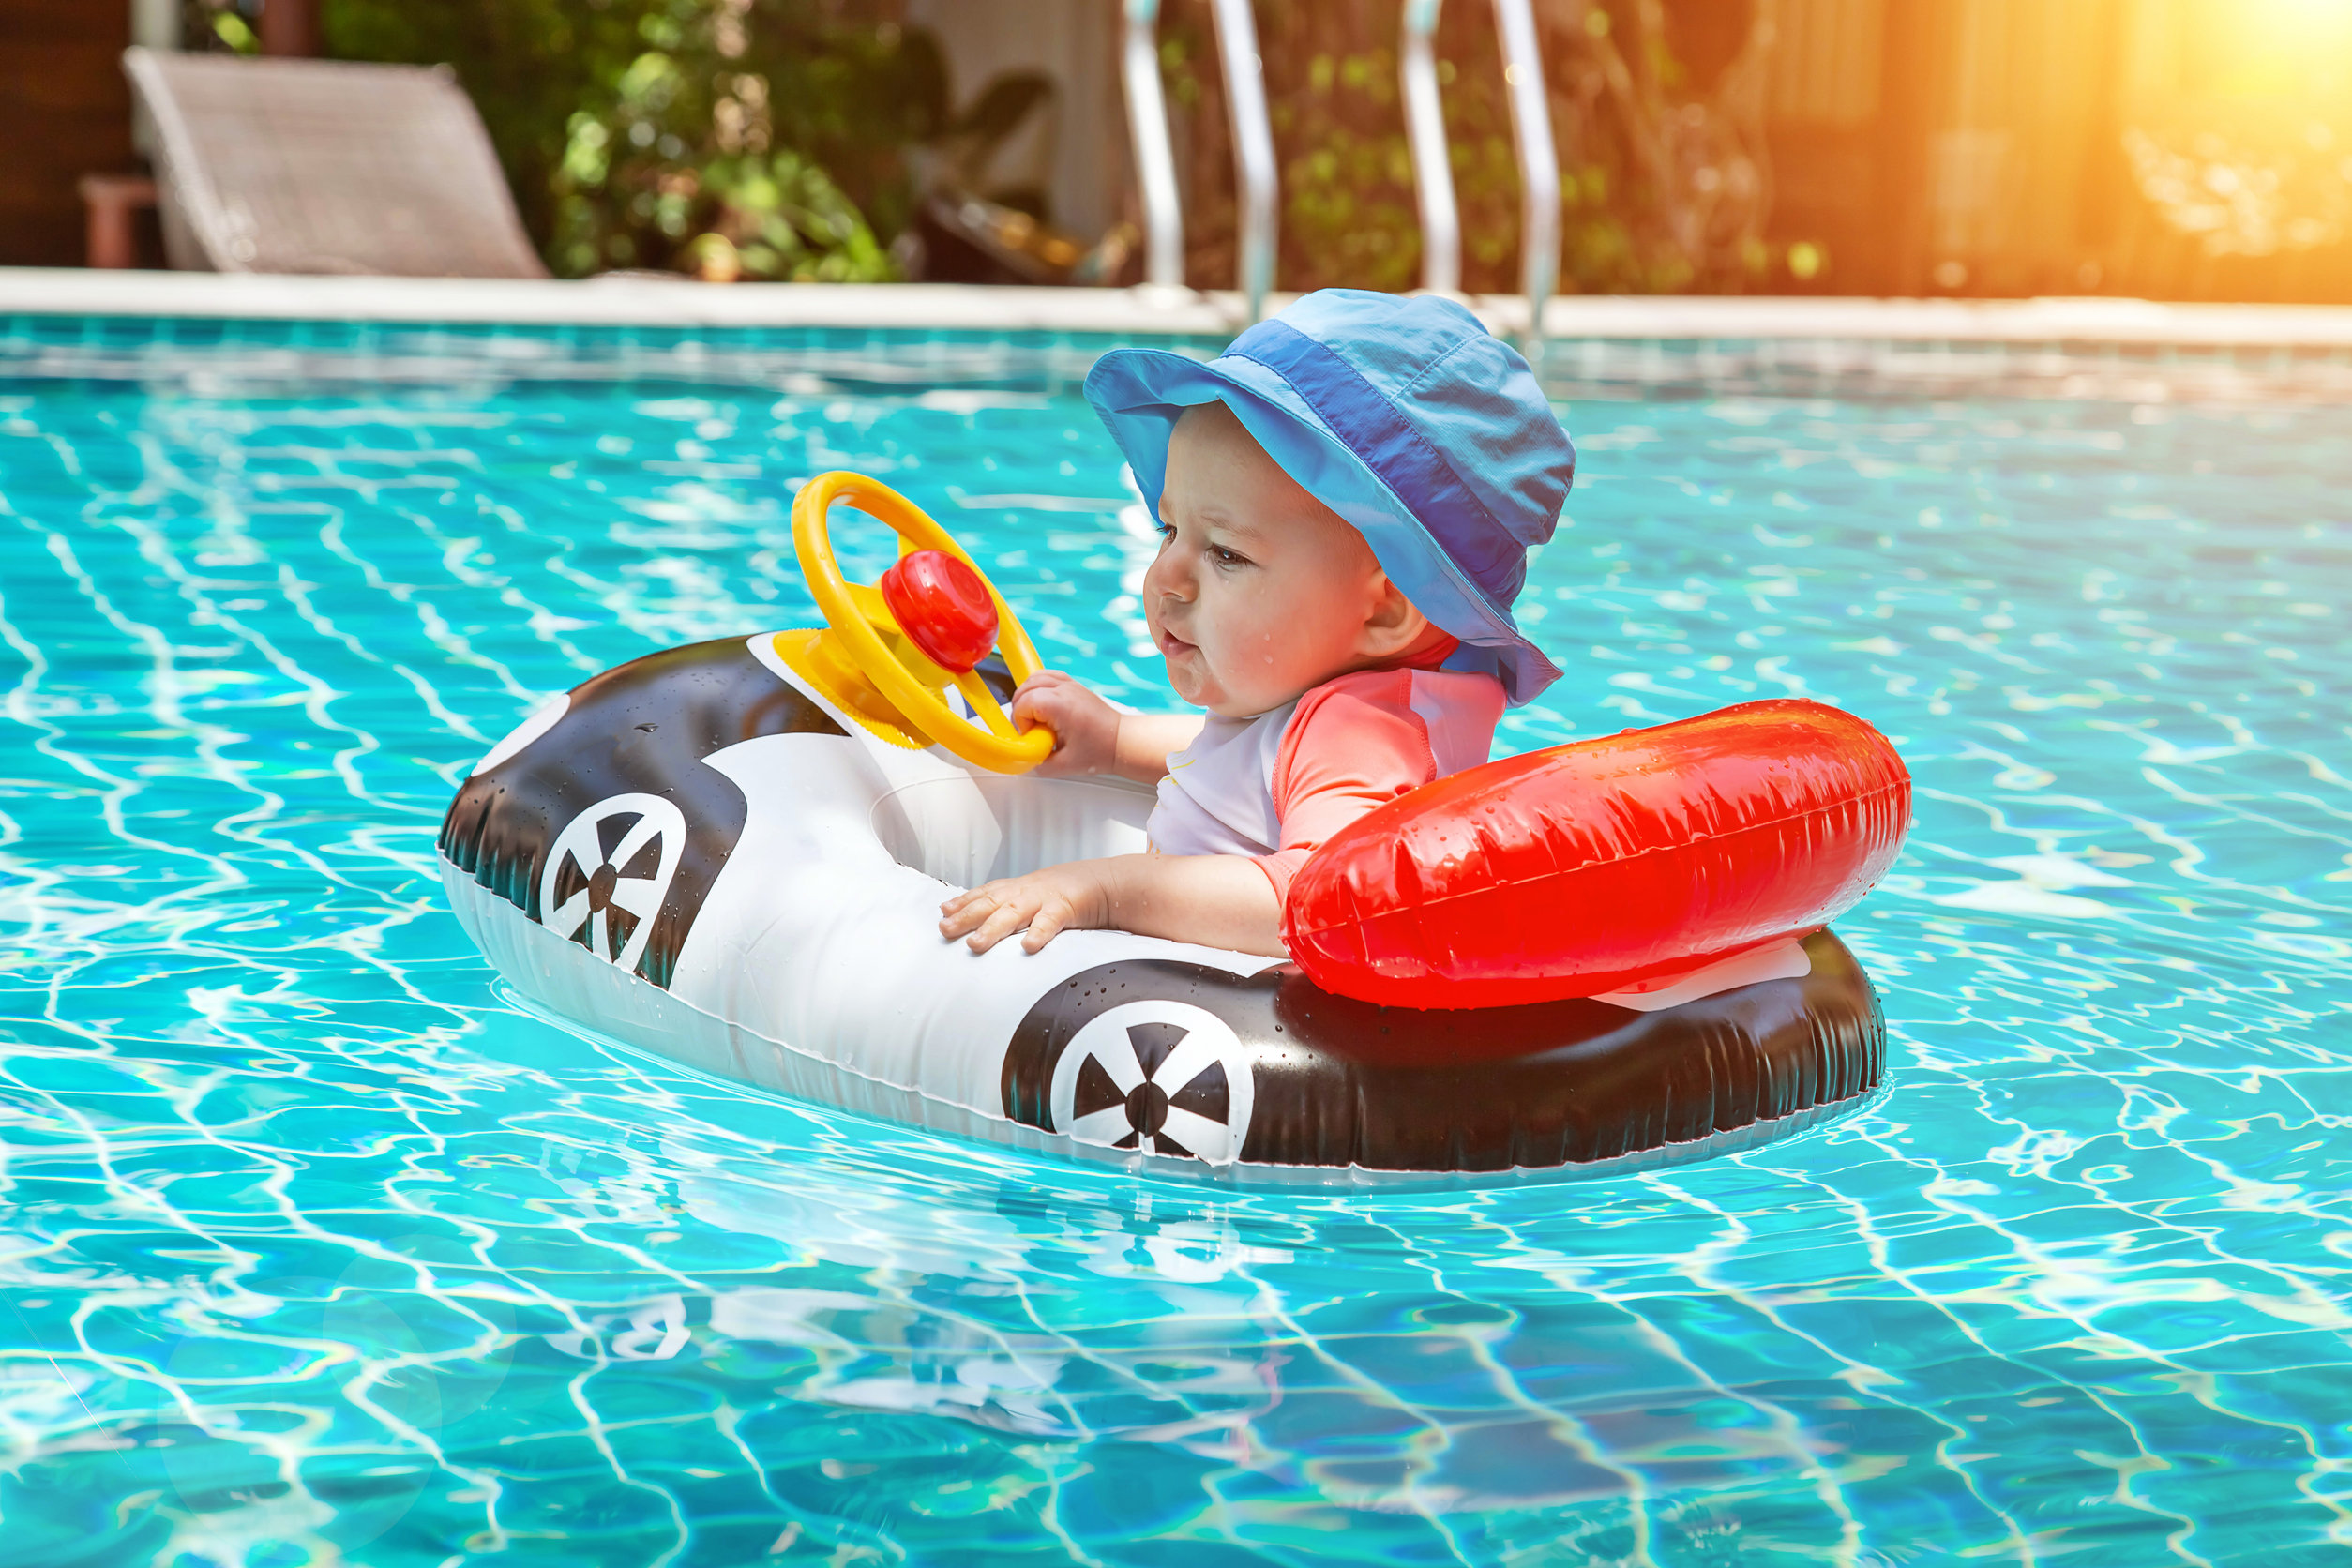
xmin=1143 ymin=560 xmax=1192 ymax=601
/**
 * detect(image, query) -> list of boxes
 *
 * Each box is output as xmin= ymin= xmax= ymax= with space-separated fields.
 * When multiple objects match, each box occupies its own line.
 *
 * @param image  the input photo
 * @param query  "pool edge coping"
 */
xmin=8 ymin=268 xmax=2352 ymax=348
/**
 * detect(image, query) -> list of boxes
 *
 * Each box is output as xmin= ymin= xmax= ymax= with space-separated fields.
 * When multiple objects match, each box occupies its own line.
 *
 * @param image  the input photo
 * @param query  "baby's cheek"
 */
xmin=1248 ymin=603 xmax=1324 ymax=680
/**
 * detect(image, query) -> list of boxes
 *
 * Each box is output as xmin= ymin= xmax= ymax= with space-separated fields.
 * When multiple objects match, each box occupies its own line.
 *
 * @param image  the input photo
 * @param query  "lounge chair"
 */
xmin=122 ymin=46 xmax=546 ymax=278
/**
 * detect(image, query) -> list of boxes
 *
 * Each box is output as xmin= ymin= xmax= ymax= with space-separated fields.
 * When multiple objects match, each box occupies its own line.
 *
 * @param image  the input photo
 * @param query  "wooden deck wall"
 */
xmin=0 ymin=2 xmax=135 ymax=267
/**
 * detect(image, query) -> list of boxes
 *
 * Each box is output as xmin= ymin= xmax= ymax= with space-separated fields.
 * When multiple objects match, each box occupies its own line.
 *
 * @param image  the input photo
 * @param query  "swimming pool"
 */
xmin=0 ymin=317 xmax=2344 ymax=1566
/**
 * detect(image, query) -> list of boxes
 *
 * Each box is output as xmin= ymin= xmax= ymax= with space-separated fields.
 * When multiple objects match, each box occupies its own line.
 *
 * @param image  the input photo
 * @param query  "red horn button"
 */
xmin=878 ymin=549 xmax=1000 ymax=674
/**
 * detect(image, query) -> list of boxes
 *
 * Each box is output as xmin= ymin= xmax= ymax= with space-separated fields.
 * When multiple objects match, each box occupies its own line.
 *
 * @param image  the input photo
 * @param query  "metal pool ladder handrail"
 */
xmin=1400 ymin=0 xmax=1459 ymax=295
xmin=1399 ymin=0 xmax=1560 ymax=344
xmin=1210 ymin=0 xmax=1279 ymax=321
xmin=1495 ymin=0 xmax=1560 ymax=343
xmin=1120 ymin=0 xmax=1279 ymax=320
xmin=1121 ymin=0 xmax=1184 ymax=289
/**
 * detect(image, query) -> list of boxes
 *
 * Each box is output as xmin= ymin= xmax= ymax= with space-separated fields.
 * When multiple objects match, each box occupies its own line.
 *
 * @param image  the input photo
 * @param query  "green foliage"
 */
xmin=1155 ymin=0 xmax=1780 ymax=296
xmin=323 ymin=0 xmax=1782 ymax=293
xmin=1274 ymin=51 xmax=1420 ymax=293
xmin=323 ymin=0 xmax=933 ymax=279
xmin=324 ymin=0 xmax=656 ymax=264
xmin=210 ymin=12 xmax=260 ymax=53
xmin=182 ymin=0 xmax=263 ymax=55
xmin=548 ymin=28 xmax=894 ymax=280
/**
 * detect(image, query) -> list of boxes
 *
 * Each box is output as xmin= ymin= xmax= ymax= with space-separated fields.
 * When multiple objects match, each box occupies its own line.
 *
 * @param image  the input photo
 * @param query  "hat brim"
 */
xmin=1085 ymin=345 xmax=1561 ymax=706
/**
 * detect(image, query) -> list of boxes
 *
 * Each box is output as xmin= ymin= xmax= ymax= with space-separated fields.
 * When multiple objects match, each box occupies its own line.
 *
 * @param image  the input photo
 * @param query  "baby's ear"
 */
xmin=1359 ymin=572 xmax=1430 ymax=656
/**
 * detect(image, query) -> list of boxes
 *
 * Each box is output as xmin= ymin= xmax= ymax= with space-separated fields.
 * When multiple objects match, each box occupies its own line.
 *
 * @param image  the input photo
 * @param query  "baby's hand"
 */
xmin=940 ymin=865 xmax=1109 ymax=954
xmin=1011 ymin=671 xmax=1120 ymax=777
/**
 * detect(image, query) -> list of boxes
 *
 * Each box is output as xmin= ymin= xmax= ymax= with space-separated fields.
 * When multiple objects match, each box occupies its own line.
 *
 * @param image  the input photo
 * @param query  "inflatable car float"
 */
xmin=439 ymin=474 xmax=1909 ymax=1179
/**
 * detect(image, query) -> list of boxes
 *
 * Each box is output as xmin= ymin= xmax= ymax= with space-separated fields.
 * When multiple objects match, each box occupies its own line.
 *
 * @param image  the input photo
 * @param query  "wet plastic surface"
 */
xmin=1288 ymin=698 xmax=1911 ymax=1005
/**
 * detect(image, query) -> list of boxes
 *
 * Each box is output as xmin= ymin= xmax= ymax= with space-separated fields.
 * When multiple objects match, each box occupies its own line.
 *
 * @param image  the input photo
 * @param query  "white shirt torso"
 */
xmin=1146 ymin=701 xmax=1299 ymax=857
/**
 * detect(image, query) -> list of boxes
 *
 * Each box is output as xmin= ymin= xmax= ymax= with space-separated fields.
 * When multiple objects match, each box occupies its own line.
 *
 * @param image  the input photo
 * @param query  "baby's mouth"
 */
xmin=1157 ymin=626 xmax=1198 ymax=659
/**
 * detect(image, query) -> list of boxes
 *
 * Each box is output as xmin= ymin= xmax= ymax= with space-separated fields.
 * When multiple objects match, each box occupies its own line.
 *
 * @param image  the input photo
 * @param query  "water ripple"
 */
xmin=0 ymin=349 xmax=2345 ymax=1565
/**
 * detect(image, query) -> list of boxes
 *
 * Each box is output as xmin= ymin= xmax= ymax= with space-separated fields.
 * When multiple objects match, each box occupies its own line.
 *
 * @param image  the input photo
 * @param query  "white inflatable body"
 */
xmin=439 ymin=634 xmax=1884 ymax=1179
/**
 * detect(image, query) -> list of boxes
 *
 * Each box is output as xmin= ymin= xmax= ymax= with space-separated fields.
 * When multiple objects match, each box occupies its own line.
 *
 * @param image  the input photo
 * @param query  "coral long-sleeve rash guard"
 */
xmin=1144 ymin=648 xmax=1506 ymax=905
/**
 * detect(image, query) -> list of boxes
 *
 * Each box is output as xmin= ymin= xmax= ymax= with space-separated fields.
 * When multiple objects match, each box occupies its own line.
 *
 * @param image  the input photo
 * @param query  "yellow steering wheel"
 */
xmin=780 ymin=471 xmax=1055 ymax=774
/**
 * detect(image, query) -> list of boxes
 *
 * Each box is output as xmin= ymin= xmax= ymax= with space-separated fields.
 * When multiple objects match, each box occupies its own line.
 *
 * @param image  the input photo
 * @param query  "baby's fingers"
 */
xmin=1010 ymin=682 xmax=1067 ymax=735
xmin=939 ymin=884 xmax=1007 ymax=936
xmin=963 ymin=897 xmax=1033 ymax=955
xmin=1009 ymin=671 xmax=1068 ymax=716
xmin=1011 ymin=670 xmax=1071 ymax=699
xmin=1019 ymin=901 xmax=1072 ymax=954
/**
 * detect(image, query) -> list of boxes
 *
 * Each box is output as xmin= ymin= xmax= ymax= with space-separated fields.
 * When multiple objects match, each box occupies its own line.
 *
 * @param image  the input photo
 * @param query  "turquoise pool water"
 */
xmin=0 ymin=323 xmax=2346 ymax=1566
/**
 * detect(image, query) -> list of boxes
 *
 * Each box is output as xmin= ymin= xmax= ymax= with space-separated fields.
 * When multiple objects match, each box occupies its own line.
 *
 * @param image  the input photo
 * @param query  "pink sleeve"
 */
xmin=1250 ymin=670 xmax=1442 ymax=906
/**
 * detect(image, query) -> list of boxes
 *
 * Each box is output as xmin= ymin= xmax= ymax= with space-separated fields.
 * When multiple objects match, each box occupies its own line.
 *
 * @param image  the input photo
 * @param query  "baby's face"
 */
xmin=1143 ymin=403 xmax=1423 ymax=717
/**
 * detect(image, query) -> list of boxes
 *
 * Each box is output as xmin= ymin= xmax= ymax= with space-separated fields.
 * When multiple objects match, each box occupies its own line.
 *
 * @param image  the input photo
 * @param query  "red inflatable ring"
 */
xmin=1281 ymin=699 xmax=1911 ymax=1010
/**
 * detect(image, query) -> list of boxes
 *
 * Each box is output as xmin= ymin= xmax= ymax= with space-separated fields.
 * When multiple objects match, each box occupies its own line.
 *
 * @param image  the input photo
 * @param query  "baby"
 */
xmin=939 ymin=289 xmax=1576 ymax=958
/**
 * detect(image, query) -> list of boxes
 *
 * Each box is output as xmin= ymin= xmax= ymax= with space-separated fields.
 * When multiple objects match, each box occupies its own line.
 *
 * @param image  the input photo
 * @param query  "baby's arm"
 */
xmin=1012 ymin=671 xmax=1202 ymax=782
xmin=940 ymin=852 xmax=1282 ymax=957
xmin=947 ymin=672 xmax=1261 ymax=956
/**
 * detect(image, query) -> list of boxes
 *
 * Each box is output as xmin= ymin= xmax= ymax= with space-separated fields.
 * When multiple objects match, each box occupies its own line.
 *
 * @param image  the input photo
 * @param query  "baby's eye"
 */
xmin=1209 ymin=545 xmax=1250 ymax=567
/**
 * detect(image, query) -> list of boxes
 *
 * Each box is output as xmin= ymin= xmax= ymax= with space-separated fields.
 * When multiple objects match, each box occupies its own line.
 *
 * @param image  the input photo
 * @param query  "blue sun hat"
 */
xmin=1084 ymin=288 xmax=1575 ymax=705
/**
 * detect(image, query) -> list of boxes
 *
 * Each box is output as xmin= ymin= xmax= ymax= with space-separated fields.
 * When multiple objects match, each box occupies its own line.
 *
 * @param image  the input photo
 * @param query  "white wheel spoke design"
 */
xmin=1096 ymin=1036 xmax=1146 ymax=1095
xmin=1046 ymin=1000 xmax=1256 ymax=1167
xmin=1066 ymin=1107 xmax=1137 ymax=1145
xmin=536 ymin=792 xmax=688 ymax=977
xmin=1156 ymin=1107 xmax=1235 ymax=1163
xmin=605 ymin=877 xmax=663 ymax=919
xmin=1153 ymin=1029 xmax=1226 ymax=1099
xmin=608 ymin=813 xmax=666 ymax=874
xmin=546 ymin=890 xmax=593 ymax=941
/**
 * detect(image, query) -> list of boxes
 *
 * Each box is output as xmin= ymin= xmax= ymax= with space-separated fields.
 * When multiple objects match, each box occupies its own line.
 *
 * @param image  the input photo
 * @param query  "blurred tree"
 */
xmin=2106 ymin=0 xmax=2352 ymax=300
xmin=543 ymin=0 xmax=929 ymax=280
xmin=324 ymin=0 xmax=649 ymax=259
xmin=1564 ymin=0 xmax=1778 ymax=291
xmin=321 ymin=0 xmax=1794 ymax=293
xmin=183 ymin=0 xmax=264 ymax=54
xmin=324 ymin=0 xmax=973 ymax=279
xmin=2123 ymin=125 xmax=2351 ymax=262
xmin=1156 ymin=0 xmax=1785 ymax=295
